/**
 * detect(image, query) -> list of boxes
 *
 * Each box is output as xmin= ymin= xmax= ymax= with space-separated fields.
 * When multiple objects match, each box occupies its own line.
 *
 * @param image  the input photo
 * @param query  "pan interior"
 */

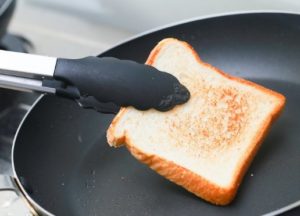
xmin=14 ymin=13 xmax=300 ymax=216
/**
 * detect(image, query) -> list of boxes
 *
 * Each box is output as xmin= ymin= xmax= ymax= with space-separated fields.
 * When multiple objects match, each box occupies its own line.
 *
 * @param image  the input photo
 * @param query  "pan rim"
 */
xmin=11 ymin=11 xmax=300 ymax=215
xmin=11 ymin=94 xmax=55 ymax=216
xmin=99 ymin=10 xmax=300 ymax=56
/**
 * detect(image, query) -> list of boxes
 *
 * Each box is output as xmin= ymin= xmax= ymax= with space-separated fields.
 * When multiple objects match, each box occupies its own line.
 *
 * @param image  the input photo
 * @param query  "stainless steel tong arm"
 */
xmin=0 ymin=50 xmax=57 ymax=93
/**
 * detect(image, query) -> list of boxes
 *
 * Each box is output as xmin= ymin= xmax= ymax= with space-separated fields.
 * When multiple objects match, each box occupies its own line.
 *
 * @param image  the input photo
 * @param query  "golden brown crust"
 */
xmin=106 ymin=38 xmax=286 ymax=205
xmin=146 ymin=38 xmax=285 ymax=104
xmin=107 ymin=107 xmax=127 ymax=147
xmin=125 ymin=137 xmax=236 ymax=205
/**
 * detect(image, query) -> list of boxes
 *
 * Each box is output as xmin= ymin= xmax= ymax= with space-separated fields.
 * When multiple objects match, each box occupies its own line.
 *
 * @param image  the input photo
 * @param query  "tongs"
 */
xmin=0 ymin=50 xmax=190 ymax=113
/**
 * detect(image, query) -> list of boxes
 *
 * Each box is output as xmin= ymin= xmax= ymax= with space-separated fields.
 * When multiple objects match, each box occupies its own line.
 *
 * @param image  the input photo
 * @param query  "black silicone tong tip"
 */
xmin=76 ymin=96 xmax=120 ymax=114
xmin=53 ymin=56 xmax=190 ymax=113
xmin=156 ymin=82 xmax=190 ymax=111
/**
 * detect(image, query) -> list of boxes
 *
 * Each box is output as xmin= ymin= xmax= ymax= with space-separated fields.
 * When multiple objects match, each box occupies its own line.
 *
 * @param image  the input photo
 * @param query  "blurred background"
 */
xmin=8 ymin=0 xmax=300 ymax=58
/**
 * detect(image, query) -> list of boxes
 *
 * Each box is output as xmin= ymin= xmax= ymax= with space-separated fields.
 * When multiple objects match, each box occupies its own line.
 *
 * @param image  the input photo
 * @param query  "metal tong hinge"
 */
xmin=43 ymin=79 xmax=120 ymax=114
xmin=42 ymin=79 xmax=80 ymax=99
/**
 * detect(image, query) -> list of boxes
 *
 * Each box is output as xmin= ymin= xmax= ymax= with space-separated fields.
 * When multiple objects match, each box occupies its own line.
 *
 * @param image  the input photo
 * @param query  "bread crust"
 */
xmin=106 ymin=38 xmax=286 ymax=205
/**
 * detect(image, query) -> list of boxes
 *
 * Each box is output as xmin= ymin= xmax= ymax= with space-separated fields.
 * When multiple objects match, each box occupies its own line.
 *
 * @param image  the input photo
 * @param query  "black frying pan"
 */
xmin=6 ymin=12 xmax=300 ymax=215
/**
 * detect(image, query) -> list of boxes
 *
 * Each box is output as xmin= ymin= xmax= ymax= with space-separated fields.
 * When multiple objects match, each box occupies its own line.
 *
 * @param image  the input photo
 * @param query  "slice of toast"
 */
xmin=106 ymin=38 xmax=285 ymax=205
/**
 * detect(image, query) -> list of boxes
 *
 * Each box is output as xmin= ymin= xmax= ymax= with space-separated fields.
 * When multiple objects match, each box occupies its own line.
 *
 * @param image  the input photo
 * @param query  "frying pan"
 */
xmin=2 ymin=12 xmax=300 ymax=215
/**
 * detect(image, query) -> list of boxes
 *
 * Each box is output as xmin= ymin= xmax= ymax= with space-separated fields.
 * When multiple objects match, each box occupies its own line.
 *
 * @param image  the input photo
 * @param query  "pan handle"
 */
xmin=0 ymin=175 xmax=37 ymax=215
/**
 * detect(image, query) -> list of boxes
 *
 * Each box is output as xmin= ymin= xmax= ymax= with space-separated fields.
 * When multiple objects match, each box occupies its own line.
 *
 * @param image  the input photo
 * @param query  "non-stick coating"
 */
xmin=14 ymin=13 xmax=300 ymax=215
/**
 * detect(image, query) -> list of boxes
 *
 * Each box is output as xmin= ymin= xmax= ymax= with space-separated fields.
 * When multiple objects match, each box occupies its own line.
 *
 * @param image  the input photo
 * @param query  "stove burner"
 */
xmin=0 ymin=33 xmax=31 ymax=53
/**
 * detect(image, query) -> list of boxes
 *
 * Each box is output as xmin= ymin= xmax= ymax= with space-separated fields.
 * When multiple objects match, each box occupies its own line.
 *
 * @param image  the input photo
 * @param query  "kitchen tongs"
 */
xmin=0 ymin=50 xmax=190 ymax=113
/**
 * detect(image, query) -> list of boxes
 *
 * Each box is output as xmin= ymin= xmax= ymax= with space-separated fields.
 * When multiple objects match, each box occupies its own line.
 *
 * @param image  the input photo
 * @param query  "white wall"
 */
xmin=27 ymin=0 xmax=300 ymax=32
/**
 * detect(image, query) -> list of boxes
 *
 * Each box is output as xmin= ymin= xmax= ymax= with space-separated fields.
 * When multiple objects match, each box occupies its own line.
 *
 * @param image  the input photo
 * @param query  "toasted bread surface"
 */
xmin=106 ymin=38 xmax=285 ymax=205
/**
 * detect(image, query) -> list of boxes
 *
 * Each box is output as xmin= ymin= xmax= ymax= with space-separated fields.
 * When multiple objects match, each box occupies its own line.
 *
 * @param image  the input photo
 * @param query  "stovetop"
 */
xmin=0 ymin=32 xmax=38 ymax=176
